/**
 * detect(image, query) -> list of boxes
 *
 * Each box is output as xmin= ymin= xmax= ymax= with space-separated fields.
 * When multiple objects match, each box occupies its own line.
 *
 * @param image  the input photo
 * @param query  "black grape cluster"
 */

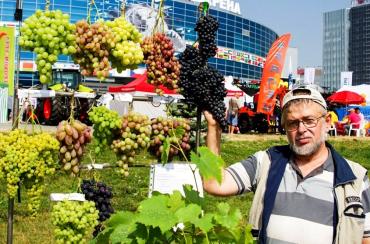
xmin=195 ymin=15 xmax=219 ymax=58
xmin=179 ymin=15 xmax=227 ymax=128
xmin=81 ymin=179 xmax=114 ymax=236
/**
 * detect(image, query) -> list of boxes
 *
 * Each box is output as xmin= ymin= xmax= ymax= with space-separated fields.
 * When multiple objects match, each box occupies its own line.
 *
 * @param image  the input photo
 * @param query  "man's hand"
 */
xmin=203 ymin=111 xmax=221 ymax=155
xmin=203 ymin=110 xmax=218 ymax=127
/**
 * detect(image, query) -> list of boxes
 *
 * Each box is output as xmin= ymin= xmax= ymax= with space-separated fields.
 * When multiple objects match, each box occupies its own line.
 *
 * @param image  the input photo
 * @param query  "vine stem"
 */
xmin=120 ymin=0 xmax=126 ymax=18
xmin=45 ymin=0 xmax=50 ymax=11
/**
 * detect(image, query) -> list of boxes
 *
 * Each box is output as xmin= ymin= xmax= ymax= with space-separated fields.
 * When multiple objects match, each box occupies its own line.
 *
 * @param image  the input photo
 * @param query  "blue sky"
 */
xmin=239 ymin=0 xmax=350 ymax=68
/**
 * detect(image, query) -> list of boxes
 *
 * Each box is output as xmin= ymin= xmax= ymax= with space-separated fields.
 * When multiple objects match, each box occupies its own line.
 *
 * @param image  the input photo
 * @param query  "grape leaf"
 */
xmin=106 ymin=211 xmax=135 ymax=228
xmin=192 ymin=213 xmax=214 ymax=233
xmin=183 ymin=185 xmax=205 ymax=208
xmin=137 ymin=195 xmax=178 ymax=233
xmin=168 ymin=191 xmax=186 ymax=212
xmin=161 ymin=138 xmax=171 ymax=164
xmin=173 ymin=127 xmax=185 ymax=138
xmin=90 ymin=227 xmax=113 ymax=244
xmin=214 ymin=202 xmax=242 ymax=230
xmin=110 ymin=224 xmax=133 ymax=244
xmin=175 ymin=204 xmax=202 ymax=223
xmin=191 ymin=146 xmax=225 ymax=184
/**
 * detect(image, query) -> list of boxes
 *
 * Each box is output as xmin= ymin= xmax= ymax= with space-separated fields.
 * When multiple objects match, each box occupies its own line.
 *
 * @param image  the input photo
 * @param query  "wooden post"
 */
xmin=7 ymin=198 xmax=14 ymax=244
xmin=195 ymin=107 xmax=202 ymax=153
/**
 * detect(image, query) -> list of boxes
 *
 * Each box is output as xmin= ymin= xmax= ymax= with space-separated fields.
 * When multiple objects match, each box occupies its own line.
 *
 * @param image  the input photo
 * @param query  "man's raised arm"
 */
xmin=202 ymin=111 xmax=239 ymax=196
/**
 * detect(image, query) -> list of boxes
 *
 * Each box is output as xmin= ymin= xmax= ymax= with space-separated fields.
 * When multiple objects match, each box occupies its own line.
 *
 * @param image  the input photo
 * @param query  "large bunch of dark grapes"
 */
xmin=195 ymin=15 xmax=219 ymax=58
xmin=80 ymin=179 xmax=114 ymax=236
xmin=179 ymin=15 xmax=227 ymax=128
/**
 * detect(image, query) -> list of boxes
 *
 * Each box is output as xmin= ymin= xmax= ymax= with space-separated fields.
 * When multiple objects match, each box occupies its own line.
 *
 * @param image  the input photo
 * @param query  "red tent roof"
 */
xmin=108 ymin=72 xmax=178 ymax=94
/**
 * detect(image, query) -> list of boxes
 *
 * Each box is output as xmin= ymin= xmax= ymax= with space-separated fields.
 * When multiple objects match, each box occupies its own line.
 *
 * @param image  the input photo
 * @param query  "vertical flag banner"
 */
xmin=303 ymin=67 xmax=315 ymax=85
xmin=257 ymin=33 xmax=291 ymax=115
xmin=0 ymin=26 xmax=16 ymax=96
xmin=340 ymin=71 xmax=353 ymax=87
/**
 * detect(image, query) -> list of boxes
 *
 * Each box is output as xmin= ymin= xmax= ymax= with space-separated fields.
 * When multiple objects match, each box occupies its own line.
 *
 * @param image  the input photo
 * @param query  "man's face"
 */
xmin=284 ymin=102 xmax=329 ymax=156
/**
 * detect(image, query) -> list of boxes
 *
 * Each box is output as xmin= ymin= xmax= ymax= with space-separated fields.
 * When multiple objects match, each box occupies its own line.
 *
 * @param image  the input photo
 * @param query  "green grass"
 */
xmin=1 ymin=136 xmax=370 ymax=243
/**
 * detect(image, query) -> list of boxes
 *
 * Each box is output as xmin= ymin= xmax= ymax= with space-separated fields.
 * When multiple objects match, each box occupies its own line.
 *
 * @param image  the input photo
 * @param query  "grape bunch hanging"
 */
xmin=149 ymin=117 xmax=192 ymax=160
xmin=141 ymin=33 xmax=181 ymax=95
xmin=111 ymin=112 xmax=152 ymax=176
xmin=19 ymin=10 xmax=76 ymax=84
xmin=106 ymin=16 xmax=144 ymax=73
xmin=178 ymin=15 xmax=227 ymax=128
xmin=52 ymin=200 xmax=99 ymax=243
xmin=73 ymin=20 xmax=113 ymax=80
xmin=56 ymin=120 xmax=92 ymax=175
xmin=88 ymin=106 xmax=122 ymax=152
xmin=74 ymin=16 xmax=144 ymax=81
xmin=80 ymin=180 xmax=114 ymax=236
xmin=0 ymin=130 xmax=59 ymax=215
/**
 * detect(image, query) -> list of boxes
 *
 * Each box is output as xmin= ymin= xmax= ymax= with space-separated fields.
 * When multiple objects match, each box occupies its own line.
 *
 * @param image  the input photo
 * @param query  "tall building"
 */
xmin=0 ymin=0 xmax=279 ymax=86
xmin=349 ymin=3 xmax=370 ymax=85
xmin=322 ymin=8 xmax=350 ymax=90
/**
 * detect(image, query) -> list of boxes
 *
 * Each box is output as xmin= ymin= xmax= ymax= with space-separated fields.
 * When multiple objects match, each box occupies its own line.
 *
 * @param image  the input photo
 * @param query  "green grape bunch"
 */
xmin=56 ymin=120 xmax=92 ymax=175
xmin=19 ymin=9 xmax=76 ymax=84
xmin=88 ymin=106 xmax=122 ymax=153
xmin=105 ymin=16 xmax=144 ymax=73
xmin=0 ymin=130 xmax=59 ymax=215
xmin=73 ymin=20 xmax=113 ymax=81
xmin=52 ymin=200 xmax=99 ymax=243
xmin=112 ymin=112 xmax=152 ymax=177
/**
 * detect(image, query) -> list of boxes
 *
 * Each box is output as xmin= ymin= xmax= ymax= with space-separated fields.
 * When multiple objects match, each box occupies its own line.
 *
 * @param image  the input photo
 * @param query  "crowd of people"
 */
xmin=225 ymin=93 xmax=370 ymax=136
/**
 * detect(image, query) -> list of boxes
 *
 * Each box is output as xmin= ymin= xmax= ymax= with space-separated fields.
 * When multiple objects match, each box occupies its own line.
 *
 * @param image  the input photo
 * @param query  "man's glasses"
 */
xmin=285 ymin=115 xmax=326 ymax=131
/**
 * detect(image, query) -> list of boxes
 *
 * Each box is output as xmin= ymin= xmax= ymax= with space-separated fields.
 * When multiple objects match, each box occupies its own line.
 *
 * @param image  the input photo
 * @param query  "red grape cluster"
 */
xmin=149 ymin=117 xmax=192 ymax=160
xmin=56 ymin=120 xmax=92 ymax=175
xmin=73 ymin=20 xmax=113 ymax=80
xmin=141 ymin=33 xmax=180 ymax=95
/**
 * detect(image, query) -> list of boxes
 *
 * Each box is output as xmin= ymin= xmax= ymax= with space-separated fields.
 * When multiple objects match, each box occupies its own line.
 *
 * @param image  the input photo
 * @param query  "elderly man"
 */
xmin=203 ymin=86 xmax=370 ymax=244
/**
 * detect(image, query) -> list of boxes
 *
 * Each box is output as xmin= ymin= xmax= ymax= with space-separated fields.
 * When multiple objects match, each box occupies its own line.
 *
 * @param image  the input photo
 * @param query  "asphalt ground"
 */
xmin=0 ymin=121 xmax=57 ymax=133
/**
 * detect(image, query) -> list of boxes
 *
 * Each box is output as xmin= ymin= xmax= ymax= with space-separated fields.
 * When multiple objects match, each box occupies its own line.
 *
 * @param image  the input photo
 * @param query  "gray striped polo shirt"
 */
xmin=226 ymin=149 xmax=370 ymax=244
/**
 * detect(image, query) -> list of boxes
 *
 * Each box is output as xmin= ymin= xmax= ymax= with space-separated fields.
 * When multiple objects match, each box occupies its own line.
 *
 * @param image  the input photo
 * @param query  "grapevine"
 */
xmin=19 ymin=9 xmax=76 ymax=84
xmin=0 ymin=130 xmax=59 ymax=214
xmin=56 ymin=120 xmax=92 ymax=175
xmin=52 ymin=200 xmax=99 ymax=243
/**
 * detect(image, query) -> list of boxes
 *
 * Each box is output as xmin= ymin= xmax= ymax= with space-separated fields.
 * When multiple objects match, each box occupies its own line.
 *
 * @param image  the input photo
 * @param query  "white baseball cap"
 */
xmin=282 ymin=86 xmax=327 ymax=110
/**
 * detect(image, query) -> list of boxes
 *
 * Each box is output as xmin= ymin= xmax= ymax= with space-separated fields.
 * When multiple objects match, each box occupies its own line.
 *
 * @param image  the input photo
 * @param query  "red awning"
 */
xmin=108 ymin=72 xmax=178 ymax=94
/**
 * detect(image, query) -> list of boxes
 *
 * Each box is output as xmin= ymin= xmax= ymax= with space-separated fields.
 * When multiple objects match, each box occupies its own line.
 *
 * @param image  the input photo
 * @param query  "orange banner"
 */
xmin=257 ymin=34 xmax=291 ymax=115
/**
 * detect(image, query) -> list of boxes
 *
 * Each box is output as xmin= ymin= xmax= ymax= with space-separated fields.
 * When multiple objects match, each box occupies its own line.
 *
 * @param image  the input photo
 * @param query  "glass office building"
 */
xmin=0 ymin=0 xmax=278 ymax=85
xmin=349 ymin=3 xmax=370 ymax=85
xmin=322 ymin=8 xmax=350 ymax=90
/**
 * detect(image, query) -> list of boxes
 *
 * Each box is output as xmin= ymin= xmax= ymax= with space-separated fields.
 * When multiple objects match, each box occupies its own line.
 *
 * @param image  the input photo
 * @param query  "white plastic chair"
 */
xmin=328 ymin=124 xmax=337 ymax=136
xmin=348 ymin=120 xmax=366 ymax=137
